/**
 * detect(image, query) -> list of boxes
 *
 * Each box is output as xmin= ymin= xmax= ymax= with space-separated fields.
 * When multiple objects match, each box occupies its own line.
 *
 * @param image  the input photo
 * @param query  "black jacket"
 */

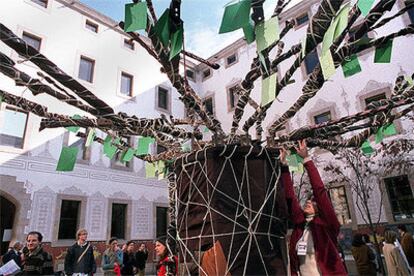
xmin=21 ymin=246 xmax=54 ymax=275
xmin=64 ymin=242 xmax=96 ymax=275
xmin=135 ymin=250 xmax=148 ymax=270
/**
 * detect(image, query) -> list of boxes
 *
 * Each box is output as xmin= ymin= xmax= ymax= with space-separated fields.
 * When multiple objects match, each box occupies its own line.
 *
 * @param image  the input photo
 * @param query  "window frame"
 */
xmin=328 ymin=185 xmax=353 ymax=226
xmin=57 ymin=199 xmax=81 ymax=240
xmin=384 ymin=175 xmax=414 ymax=222
xmin=0 ymin=106 xmax=29 ymax=150
xmin=226 ymin=83 xmax=240 ymax=112
xmin=123 ymin=38 xmax=135 ymax=51
xmin=303 ymin=49 xmax=319 ymax=76
xmin=21 ymin=31 xmax=42 ymax=52
xmin=313 ymin=110 xmax=332 ymax=125
xmin=108 ymin=199 xmax=131 ymax=241
xmin=78 ymin=55 xmax=95 ymax=83
xmin=359 ymin=88 xmax=401 ymax=136
xmin=120 ymin=72 xmax=134 ymax=97
xmin=185 ymin=69 xmax=195 ymax=82
xmin=406 ymin=0 xmax=414 ymax=24
xmin=295 ymin=12 xmax=309 ymax=28
xmin=203 ymin=95 xmax=215 ymax=116
xmin=153 ymin=203 xmax=169 ymax=240
xmin=53 ymin=194 xmax=86 ymax=246
xmin=155 ymin=86 xmax=171 ymax=113
xmin=85 ymin=19 xmax=99 ymax=33
xmin=202 ymin=68 xmax=212 ymax=81
xmin=29 ymin=0 xmax=48 ymax=8
xmin=225 ymin=53 xmax=238 ymax=68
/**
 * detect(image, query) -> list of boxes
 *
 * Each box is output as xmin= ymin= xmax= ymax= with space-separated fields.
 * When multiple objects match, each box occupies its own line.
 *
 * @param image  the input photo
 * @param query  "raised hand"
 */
xmin=294 ymin=139 xmax=309 ymax=159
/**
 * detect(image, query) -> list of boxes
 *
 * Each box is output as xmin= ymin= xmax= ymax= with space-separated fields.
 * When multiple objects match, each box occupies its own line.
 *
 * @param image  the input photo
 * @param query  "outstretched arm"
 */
xmin=296 ymin=140 xmax=340 ymax=232
xmin=280 ymin=149 xmax=304 ymax=225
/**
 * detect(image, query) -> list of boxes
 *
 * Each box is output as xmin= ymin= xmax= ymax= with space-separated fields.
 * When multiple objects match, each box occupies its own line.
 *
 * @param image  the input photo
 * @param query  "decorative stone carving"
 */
xmin=31 ymin=187 xmax=56 ymax=241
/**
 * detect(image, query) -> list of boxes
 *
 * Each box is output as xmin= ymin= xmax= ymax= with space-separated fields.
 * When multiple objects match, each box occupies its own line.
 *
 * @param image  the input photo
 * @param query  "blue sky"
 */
xmin=80 ymin=0 xmax=301 ymax=57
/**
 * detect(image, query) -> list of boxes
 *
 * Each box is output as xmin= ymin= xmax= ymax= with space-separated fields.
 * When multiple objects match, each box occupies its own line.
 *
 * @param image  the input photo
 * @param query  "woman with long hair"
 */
xmin=154 ymin=237 xmax=177 ymax=276
xmin=383 ymin=230 xmax=411 ymax=276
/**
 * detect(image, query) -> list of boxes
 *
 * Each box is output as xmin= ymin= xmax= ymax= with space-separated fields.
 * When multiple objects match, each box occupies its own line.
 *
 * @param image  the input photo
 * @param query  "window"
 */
xmin=364 ymin=93 xmax=386 ymax=107
xmin=156 ymin=206 xmax=168 ymax=238
xmin=385 ymin=175 xmax=414 ymax=221
xmin=227 ymin=85 xmax=239 ymax=111
xmin=226 ymin=54 xmax=237 ymax=67
xmin=202 ymin=69 xmax=211 ymax=80
xmin=120 ymin=72 xmax=133 ymax=96
xmin=22 ymin=32 xmax=42 ymax=51
xmin=0 ymin=107 xmax=28 ymax=148
xmin=157 ymin=87 xmax=169 ymax=111
xmin=58 ymin=200 xmax=80 ymax=239
xmin=78 ymin=56 xmax=95 ymax=83
xmin=124 ymin=38 xmax=135 ymax=50
xmin=111 ymin=203 xmax=127 ymax=239
xmin=295 ymin=13 xmax=309 ymax=26
xmin=328 ymin=186 xmax=352 ymax=225
xmin=313 ymin=111 xmax=331 ymax=125
xmin=31 ymin=0 xmax=47 ymax=8
xmin=304 ymin=50 xmax=319 ymax=75
xmin=185 ymin=69 xmax=195 ymax=81
xmin=407 ymin=1 xmax=414 ymax=23
xmin=203 ymin=97 xmax=214 ymax=115
xmin=85 ymin=20 xmax=99 ymax=33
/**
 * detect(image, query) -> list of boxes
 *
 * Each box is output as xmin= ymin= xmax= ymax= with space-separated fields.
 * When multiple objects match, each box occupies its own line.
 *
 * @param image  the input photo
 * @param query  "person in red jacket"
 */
xmin=154 ymin=237 xmax=177 ymax=276
xmin=280 ymin=140 xmax=347 ymax=276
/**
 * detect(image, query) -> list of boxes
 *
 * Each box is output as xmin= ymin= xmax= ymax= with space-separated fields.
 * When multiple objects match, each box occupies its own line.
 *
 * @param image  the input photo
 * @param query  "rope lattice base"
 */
xmin=171 ymin=146 xmax=288 ymax=276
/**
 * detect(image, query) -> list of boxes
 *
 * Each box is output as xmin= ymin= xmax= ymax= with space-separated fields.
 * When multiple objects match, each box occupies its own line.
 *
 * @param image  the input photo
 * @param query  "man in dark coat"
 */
xmin=2 ymin=241 xmax=23 ymax=269
xmin=64 ymin=228 xmax=96 ymax=276
xmin=21 ymin=231 xmax=54 ymax=275
xmin=398 ymin=224 xmax=414 ymax=270
xmin=135 ymin=243 xmax=149 ymax=276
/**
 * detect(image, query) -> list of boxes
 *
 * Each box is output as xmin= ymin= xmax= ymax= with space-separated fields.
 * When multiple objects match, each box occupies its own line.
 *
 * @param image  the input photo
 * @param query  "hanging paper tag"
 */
xmin=297 ymin=241 xmax=307 ymax=256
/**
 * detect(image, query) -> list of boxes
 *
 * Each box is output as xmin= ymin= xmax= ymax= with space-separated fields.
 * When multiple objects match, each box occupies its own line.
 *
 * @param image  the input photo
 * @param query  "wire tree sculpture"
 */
xmin=1 ymin=0 xmax=414 ymax=274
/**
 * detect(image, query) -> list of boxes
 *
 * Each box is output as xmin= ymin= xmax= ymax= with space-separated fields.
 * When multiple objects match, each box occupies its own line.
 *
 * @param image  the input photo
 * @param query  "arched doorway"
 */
xmin=0 ymin=196 xmax=16 ymax=254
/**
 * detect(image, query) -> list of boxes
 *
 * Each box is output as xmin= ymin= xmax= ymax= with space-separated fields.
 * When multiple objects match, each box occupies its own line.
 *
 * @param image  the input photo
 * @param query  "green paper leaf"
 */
xmin=145 ymin=162 xmax=157 ymax=178
xmin=66 ymin=114 xmax=82 ymax=133
xmin=258 ymin=52 xmax=269 ymax=75
xmin=56 ymin=146 xmax=79 ymax=172
xmin=219 ymin=0 xmax=251 ymax=34
xmin=242 ymin=21 xmax=255 ymax=44
xmin=405 ymin=75 xmax=414 ymax=87
xmin=255 ymin=16 xmax=280 ymax=53
xmin=261 ymin=73 xmax=277 ymax=106
xmin=361 ymin=140 xmax=374 ymax=155
xmin=203 ymin=126 xmax=210 ymax=133
xmin=374 ymin=39 xmax=393 ymax=63
xmin=85 ymin=128 xmax=96 ymax=147
xmin=124 ymin=2 xmax=147 ymax=32
xmin=136 ymin=136 xmax=155 ymax=155
xmin=103 ymin=136 xmax=118 ymax=159
xmin=301 ymin=37 xmax=307 ymax=58
xmin=320 ymin=51 xmax=336 ymax=80
xmin=153 ymin=9 xmax=171 ymax=47
xmin=157 ymin=161 xmax=166 ymax=180
xmin=290 ymin=163 xmax=304 ymax=174
xmin=169 ymin=24 xmax=184 ymax=61
xmin=357 ymin=0 xmax=375 ymax=17
xmin=320 ymin=4 xmax=349 ymax=80
xmin=181 ymin=139 xmax=192 ymax=152
xmin=121 ymin=148 xmax=135 ymax=162
xmin=375 ymin=126 xmax=384 ymax=144
xmin=342 ymin=54 xmax=362 ymax=78
xmin=0 ymin=94 xmax=3 ymax=105
xmin=383 ymin=123 xmax=397 ymax=136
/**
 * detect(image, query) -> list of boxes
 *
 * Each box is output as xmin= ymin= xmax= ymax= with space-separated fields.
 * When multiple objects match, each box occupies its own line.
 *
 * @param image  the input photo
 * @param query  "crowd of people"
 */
xmin=0 ymin=229 xmax=179 ymax=275
xmin=1 ymin=140 xmax=414 ymax=276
